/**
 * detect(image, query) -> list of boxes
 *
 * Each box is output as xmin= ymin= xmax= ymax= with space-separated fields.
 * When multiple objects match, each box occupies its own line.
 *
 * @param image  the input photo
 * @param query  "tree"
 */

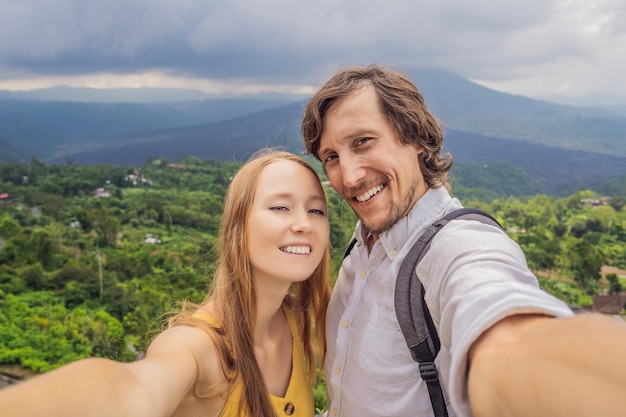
xmin=18 ymin=263 xmax=47 ymax=291
xmin=569 ymin=241 xmax=604 ymax=293
xmin=606 ymin=273 xmax=623 ymax=294
xmin=0 ymin=215 xmax=22 ymax=239
xmin=90 ymin=206 xmax=121 ymax=246
xmin=607 ymin=196 xmax=625 ymax=212
xmin=28 ymin=228 xmax=56 ymax=269
xmin=75 ymin=208 xmax=93 ymax=232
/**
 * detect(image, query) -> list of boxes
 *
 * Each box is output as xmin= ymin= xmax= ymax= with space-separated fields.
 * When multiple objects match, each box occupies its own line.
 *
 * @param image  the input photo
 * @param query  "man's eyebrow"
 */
xmin=320 ymin=128 xmax=377 ymax=152
xmin=329 ymin=128 xmax=375 ymax=142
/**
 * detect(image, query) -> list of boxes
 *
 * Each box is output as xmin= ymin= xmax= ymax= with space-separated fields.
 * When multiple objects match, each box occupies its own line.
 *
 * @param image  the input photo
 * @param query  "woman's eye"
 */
xmin=270 ymin=206 xmax=288 ymax=211
xmin=310 ymin=209 xmax=326 ymax=216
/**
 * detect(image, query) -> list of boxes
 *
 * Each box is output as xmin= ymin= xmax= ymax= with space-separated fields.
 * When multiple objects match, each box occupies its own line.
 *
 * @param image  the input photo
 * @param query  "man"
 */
xmin=302 ymin=64 xmax=626 ymax=417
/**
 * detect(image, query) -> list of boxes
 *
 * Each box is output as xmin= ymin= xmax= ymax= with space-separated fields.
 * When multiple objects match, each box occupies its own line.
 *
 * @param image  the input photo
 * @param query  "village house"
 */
xmin=0 ymin=193 xmax=13 ymax=205
xmin=144 ymin=233 xmax=162 ymax=245
xmin=93 ymin=188 xmax=110 ymax=198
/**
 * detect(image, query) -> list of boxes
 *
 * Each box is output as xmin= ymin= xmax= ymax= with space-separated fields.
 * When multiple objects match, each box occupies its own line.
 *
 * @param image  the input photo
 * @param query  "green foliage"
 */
xmin=537 ymin=276 xmax=593 ymax=308
xmin=0 ymin=292 xmax=134 ymax=372
xmin=17 ymin=263 xmax=47 ymax=291
xmin=0 ymin=215 xmax=21 ymax=238
xmin=90 ymin=206 xmax=121 ymax=246
xmin=568 ymin=241 xmax=604 ymax=293
xmin=313 ymin=375 xmax=328 ymax=413
xmin=450 ymin=161 xmax=545 ymax=201
xmin=606 ymin=273 xmax=623 ymax=294
xmin=598 ymin=174 xmax=626 ymax=197
xmin=0 ymin=156 xmax=624 ymax=381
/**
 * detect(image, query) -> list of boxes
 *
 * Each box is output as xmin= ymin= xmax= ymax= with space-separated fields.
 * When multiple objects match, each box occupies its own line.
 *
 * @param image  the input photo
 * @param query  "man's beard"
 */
xmin=360 ymin=174 xmax=420 ymax=236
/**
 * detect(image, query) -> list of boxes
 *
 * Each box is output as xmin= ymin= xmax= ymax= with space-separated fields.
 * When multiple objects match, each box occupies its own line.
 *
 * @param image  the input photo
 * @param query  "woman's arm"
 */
xmin=468 ymin=313 xmax=626 ymax=417
xmin=0 ymin=325 xmax=220 ymax=417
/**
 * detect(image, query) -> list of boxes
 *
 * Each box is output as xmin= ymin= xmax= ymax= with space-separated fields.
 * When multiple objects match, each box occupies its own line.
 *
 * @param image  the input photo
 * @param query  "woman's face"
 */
xmin=247 ymin=160 xmax=329 ymax=289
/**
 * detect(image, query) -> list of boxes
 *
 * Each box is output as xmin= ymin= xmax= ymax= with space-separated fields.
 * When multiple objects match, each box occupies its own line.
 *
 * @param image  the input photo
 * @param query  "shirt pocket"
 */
xmin=358 ymin=304 xmax=421 ymax=385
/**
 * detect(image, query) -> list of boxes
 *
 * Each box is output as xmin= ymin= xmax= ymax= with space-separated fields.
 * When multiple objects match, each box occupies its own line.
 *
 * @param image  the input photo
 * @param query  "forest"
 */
xmin=1 ymin=155 xmax=625 ymax=410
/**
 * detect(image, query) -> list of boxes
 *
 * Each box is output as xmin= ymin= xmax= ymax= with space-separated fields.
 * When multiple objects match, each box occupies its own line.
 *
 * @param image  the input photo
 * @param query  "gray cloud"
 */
xmin=0 ymin=0 xmax=624 ymax=99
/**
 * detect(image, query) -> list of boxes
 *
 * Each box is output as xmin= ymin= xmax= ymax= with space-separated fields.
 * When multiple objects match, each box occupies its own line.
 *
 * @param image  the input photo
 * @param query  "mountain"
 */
xmin=45 ymin=116 xmax=626 ymax=196
xmin=45 ymin=101 xmax=307 ymax=165
xmin=0 ymin=97 xmax=298 ymax=161
xmin=2 ymin=68 xmax=626 ymax=196
xmin=537 ymin=92 xmax=626 ymax=113
xmin=445 ymin=129 xmax=626 ymax=195
xmin=0 ymin=85 xmax=310 ymax=103
xmin=0 ymin=86 xmax=210 ymax=103
xmin=407 ymin=68 xmax=626 ymax=156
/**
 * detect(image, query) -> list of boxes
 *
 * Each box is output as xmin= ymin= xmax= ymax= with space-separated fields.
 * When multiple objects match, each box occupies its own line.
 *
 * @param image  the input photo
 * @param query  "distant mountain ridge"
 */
xmin=407 ymin=68 xmax=626 ymax=156
xmin=0 ymin=85 xmax=310 ymax=103
xmin=0 ymin=86 xmax=210 ymax=102
xmin=1 ymin=68 xmax=626 ymax=196
xmin=0 ymin=97 xmax=298 ymax=161
xmin=44 ymin=101 xmax=307 ymax=165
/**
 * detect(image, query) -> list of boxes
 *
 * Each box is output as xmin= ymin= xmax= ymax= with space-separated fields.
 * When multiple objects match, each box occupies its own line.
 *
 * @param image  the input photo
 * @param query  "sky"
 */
xmin=0 ymin=0 xmax=625 ymax=103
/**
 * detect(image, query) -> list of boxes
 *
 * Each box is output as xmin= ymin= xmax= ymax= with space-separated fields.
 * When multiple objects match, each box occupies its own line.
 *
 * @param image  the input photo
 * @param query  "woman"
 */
xmin=0 ymin=149 xmax=332 ymax=417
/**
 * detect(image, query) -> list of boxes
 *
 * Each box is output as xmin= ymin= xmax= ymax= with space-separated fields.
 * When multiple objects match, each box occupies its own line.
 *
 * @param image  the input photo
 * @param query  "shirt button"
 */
xmin=390 ymin=249 xmax=397 ymax=256
xmin=359 ymin=271 xmax=367 ymax=279
xmin=332 ymin=409 xmax=338 ymax=416
xmin=335 ymin=367 xmax=341 ymax=375
xmin=284 ymin=402 xmax=295 ymax=415
xmin=342 ymin=321 xmax=350 ymax=328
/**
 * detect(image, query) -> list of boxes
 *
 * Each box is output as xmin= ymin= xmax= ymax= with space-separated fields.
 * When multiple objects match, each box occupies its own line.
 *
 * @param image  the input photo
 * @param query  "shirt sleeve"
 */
xmin=417 ymin=219 xmax=576 ymax=416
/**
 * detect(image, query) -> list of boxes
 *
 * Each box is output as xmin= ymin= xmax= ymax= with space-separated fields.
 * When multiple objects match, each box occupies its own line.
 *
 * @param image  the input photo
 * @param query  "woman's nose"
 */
xmin=291 ymin=212 xmax=312 ymax=233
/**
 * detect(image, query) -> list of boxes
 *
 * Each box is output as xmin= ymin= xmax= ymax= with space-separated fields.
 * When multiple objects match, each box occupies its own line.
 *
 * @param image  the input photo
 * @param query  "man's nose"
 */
xmin=339 ymin=154 xmax=367 ymax=188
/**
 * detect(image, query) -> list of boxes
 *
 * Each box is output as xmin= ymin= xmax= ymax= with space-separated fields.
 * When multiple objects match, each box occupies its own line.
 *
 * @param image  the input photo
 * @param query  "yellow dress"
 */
xmin=197 ymin=308 xmax=314 ymax=417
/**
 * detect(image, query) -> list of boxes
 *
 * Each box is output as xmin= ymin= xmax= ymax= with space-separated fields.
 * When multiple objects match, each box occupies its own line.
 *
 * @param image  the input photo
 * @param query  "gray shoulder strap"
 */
xmin=394 ymin=208 xmax=501 ymax=417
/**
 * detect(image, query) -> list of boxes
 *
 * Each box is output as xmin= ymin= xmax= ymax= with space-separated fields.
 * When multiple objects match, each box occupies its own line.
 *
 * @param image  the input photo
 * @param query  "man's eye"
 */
xmin=323 ymin=154 xmax=338 ymax=165
xmin=356 ymin=137 xmax=371 ymax=146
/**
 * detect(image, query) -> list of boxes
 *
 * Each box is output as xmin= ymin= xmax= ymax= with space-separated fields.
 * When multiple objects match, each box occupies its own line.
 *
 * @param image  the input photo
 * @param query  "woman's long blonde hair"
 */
xmin=171 ymin=149 xmax=331 ymax=417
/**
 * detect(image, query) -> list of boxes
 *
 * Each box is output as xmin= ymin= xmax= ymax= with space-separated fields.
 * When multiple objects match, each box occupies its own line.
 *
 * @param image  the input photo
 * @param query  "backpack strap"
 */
xmin=395 ymin=208 xmax=502 ymax=417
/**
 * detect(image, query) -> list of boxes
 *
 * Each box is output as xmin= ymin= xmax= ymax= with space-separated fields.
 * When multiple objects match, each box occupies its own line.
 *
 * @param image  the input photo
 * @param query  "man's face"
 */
xmin=317 ymin=85 xmax=428 ymax=236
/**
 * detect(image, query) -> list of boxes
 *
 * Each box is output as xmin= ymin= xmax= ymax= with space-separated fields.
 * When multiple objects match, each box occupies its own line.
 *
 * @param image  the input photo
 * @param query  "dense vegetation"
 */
xmin=1 ymin=156 xmax=625 ymax=411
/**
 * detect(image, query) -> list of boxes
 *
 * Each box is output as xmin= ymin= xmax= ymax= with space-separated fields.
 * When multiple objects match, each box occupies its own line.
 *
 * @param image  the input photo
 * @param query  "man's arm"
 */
xmin=468 ymin=313 xmax=626 ymax=417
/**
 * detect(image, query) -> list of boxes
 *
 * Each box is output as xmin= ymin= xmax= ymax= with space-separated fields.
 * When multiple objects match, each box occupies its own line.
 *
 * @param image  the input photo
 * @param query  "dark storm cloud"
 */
xmin=0 ymin=0 xmax=624 ymax=97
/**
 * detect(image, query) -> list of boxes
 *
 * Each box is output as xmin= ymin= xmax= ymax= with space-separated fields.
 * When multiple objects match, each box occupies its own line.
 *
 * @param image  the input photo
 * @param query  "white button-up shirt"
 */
xmin=325 ymin=187 xmax=574 ymax=417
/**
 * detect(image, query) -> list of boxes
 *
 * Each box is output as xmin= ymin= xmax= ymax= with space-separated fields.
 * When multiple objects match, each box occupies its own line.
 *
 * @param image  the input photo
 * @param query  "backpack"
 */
xmin=341 ymin=208 xmax=585 ymax=417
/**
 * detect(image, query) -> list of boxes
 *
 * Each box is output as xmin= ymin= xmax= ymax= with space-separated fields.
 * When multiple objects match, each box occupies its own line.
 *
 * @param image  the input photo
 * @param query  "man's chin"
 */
xmin=361 ymin=217 xmax=394 ymax=236
xmin=359 ymin=206 xmax=407 ymax=235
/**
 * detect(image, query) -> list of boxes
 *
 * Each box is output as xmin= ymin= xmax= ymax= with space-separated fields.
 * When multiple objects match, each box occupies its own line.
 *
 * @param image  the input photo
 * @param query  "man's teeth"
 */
xmin=281 ymin=246 xmax=311 ymax=254
xmin=356 ymin=185 xmax=384 ymax=202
